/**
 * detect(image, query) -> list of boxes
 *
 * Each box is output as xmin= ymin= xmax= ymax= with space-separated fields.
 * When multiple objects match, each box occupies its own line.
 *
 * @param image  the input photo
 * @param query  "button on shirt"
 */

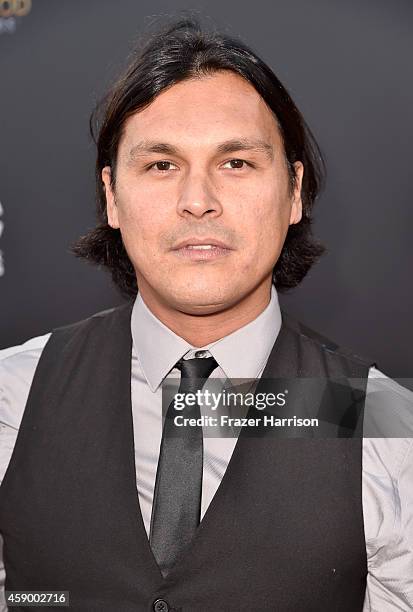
xmin=1 ymin=286 xmax=413 ymax=611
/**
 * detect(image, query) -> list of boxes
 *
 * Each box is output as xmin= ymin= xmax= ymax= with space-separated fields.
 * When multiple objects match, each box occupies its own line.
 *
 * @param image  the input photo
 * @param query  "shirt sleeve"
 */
xmin=0 ymin=333 xmax=51 ymax=611
xmin=363 ymin=367 xmax=413 ymax=611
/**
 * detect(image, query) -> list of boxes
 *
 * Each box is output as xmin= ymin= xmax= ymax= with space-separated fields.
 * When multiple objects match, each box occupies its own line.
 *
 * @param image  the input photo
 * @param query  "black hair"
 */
xmin=72 ymin=16 xmax=326 ymax=297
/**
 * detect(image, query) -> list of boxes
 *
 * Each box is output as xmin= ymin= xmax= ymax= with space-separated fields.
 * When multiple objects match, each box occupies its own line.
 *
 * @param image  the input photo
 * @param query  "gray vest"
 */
xmin=0 ymin=302 xmax=373 ymax=611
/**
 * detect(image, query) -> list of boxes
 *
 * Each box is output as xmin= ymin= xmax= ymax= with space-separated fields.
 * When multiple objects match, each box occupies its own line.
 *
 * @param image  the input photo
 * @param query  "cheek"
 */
xmin=115 ymin=191 xmax=168 ymax=247
xmin=231 ymin=185 xmax=290 ymax=278
xmin=236 ymin=185 xmax=287 ymax=248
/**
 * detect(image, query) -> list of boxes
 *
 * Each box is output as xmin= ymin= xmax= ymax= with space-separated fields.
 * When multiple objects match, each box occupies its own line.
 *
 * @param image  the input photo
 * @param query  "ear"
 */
xmin=102 ymin=166 xmax=120 ymax=229
xmin=289 ymin=161 xmax=304 ymax=225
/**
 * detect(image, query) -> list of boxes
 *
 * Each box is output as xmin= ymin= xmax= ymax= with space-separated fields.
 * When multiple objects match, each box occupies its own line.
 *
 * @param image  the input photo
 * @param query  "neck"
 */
xmin=138 ymin=282 xmax=273 ymax=347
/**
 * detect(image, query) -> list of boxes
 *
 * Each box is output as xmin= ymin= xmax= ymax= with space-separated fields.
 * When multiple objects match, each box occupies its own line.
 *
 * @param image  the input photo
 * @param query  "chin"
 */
xmin=166 ymin=283 xmax=243 ymax=314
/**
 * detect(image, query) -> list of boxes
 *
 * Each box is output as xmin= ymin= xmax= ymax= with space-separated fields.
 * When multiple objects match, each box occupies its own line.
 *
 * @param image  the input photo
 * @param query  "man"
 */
xmin=0 ymin=18 xmax=412 ymax=612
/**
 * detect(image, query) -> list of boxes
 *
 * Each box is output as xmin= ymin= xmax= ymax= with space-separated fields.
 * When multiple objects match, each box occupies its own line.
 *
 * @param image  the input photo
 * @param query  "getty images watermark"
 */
xmin=161 ymin=379 xmax=323 ymax=437
xmin=162 ymin=377 xmax=413 ymax=438
xmin=171 ymin=387 xmax=318 ymax=429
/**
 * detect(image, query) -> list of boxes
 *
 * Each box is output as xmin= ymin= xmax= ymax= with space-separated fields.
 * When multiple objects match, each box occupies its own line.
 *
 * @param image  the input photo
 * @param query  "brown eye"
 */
xmin=222 ymin=159 xmax=247 ymax=169
xmin=156 ymin=161 xmax=172 ymax=171
xmin=148 ymin=160 xmax=179 ymax=172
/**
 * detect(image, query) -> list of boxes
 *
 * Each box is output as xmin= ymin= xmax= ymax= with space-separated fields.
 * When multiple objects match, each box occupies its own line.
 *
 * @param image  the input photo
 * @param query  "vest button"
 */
xmin=153 ymin=599 xmax=169 ymax=612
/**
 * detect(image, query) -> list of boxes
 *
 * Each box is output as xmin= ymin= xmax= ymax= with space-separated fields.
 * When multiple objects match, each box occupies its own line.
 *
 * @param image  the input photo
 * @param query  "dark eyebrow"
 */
xmin=215 ymin=138 xmax=274 ymax=160
xmin=127 ymin=138 xmax=274 ymax=162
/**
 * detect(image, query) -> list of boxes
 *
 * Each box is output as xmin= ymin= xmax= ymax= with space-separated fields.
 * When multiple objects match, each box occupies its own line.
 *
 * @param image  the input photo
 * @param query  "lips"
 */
xmin=171 ymin=238 xmax=233 ymax=251
xmin=170 ymin=237 xmax=233 ymax=261
xmin=185 ymin=245 xmax=217 ymax=250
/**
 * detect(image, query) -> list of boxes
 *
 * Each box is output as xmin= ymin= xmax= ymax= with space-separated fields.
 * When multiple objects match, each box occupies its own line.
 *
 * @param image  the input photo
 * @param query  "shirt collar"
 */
xmin=131 ymin=285 xmax=282 ymax=391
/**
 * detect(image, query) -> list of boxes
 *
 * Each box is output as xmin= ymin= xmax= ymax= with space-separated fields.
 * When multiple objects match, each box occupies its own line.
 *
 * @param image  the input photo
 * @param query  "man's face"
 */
xmin=102 ymin=70 xmax=303 ymax=315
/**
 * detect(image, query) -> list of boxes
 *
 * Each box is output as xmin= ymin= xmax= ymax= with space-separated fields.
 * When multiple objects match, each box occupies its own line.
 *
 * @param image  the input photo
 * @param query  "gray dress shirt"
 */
xmin=1 ymin=286 xmax=413 ymax=611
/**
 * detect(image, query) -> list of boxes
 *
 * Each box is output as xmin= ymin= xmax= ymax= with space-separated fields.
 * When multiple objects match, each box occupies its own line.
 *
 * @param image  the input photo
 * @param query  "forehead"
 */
xmin=120 ymin=70 xmax=282 ymax=152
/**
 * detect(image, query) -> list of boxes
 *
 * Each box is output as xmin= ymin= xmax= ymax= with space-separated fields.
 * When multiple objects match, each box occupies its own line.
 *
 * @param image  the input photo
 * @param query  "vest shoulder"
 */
xmin=281 ymin=309 xmax=377 ymax=369
xmin=50 ymin=302 xmax=376 ymax=369
xmin=52 ymin=301 xmax=134 ymax=336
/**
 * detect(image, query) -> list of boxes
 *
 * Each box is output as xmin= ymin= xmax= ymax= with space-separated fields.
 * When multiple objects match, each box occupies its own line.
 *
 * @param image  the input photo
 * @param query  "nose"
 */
xmin=176 ymin=171 xmax=223 ymax=218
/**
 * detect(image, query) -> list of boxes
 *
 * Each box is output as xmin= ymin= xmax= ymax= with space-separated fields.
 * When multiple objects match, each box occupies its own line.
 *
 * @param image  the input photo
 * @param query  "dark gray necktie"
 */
xmin=149 ymin=355 xmax=218 ymax=577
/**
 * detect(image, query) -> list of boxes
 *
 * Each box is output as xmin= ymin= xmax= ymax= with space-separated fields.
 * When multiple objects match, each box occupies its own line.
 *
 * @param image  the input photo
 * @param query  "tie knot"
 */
xmin=176 ymin=355 xmax=218 ymax=381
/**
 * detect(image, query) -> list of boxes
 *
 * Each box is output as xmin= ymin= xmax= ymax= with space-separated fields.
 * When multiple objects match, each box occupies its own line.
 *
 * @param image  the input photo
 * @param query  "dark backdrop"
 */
xmin=1 ymin=0 xmax=412 ymax=380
